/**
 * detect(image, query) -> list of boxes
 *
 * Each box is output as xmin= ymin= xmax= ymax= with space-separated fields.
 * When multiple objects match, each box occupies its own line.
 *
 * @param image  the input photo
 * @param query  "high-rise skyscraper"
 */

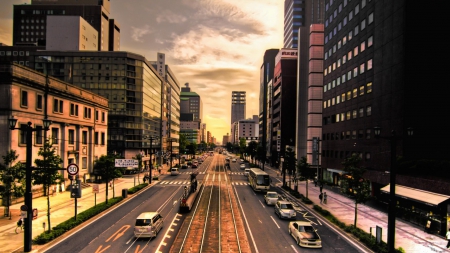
xmin=12 ymin=0 xmax=119 ymax=51
xmin=284 ymin=0 xmax=304 ymax=48
xmin=231 ymin=91 xmax=246 ymax=125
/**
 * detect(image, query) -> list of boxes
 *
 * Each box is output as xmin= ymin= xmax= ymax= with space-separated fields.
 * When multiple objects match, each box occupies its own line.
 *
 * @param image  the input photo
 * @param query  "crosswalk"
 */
xmin=176 ymin=171 xmax=245 ymax=175
xmin=159 ymin=181 xmax=249 ymax=186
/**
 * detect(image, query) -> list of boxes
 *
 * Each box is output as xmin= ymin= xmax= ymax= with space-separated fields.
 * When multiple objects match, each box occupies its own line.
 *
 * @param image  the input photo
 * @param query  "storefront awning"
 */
xmin=381 ymin=184 xmax=450 ymax=206
xmin=327 ymin=168 xmax=346 ymax=175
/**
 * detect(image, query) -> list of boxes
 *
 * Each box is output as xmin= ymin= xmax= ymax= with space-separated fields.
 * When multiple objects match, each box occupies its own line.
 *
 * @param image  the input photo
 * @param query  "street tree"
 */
xmin=283 ymin=146 xmax=296 ymax=188
xmin=94 ymin=154 xmax=124 ymax=204
xmin=0 ymin=150 xmax=26 ymax=217
xmin=33 ymin=141 xmax=64 ymax=232
xmin=246 ymin=141 xmax=258 ymax=164
xmin=256 ymin=145 xmax=265 ymax=169
xmin=296 ymin=156 xmax=315 ymax=198
xmin=341 ymin=153 xmax=371 ymax=227
xmin=239 ymin=138 xmax=247 ymax=157
xmin=179 ymin=134 xmax=188 ymax=155
xmin=226 ymin=142 xmax=233 ymax=152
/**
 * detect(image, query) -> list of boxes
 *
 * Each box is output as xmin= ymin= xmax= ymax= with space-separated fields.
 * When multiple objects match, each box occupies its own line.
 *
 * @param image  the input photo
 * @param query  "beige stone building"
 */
xmin=0 ymin=63 xmax=109 ymax=184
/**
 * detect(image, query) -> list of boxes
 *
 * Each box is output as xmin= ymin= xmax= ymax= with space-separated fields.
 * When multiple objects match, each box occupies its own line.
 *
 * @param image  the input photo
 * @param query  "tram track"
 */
xmin=169 ymin=154 xmax=251 ymax=253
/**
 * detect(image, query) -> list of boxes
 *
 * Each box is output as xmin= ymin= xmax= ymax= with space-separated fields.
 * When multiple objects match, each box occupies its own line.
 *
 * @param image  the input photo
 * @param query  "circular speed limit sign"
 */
xmin=67 ymin=163 xmax=79 ymax=176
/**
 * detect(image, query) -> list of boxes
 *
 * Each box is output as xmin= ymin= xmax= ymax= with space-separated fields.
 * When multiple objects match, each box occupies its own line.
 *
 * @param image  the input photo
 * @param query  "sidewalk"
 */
xmin=0 ymin=171 xmax=165 ymax=253
xmin=265 ymin=165 xmax=448 ymax=253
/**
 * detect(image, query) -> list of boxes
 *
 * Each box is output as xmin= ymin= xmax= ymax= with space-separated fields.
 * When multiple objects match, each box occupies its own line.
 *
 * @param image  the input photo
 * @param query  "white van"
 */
xmin=170 ymin=167 xmax=180 ymax=176
xmin=134 ymin=212 xmax=163 ymax=238
xmin=244 ymin=168 xmax=250 ymax=177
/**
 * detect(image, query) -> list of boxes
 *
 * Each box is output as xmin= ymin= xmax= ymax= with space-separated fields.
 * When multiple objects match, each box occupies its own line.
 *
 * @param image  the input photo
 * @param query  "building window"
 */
xmin=19 ymin=124 xmax=27 ymax=144
xmin=354 ymin=25 xmax=359 ymax=36
xmin=348 ymin=30 xmax=353 ymax=41
xmin=367 ymin=82 xmax=372 ymax=93
xmin=68 ymin=129 xmax=75 ymax=145
xmin=95 ymin=110 xmax=99 ymax=121
xmin=361 ymin=19 xmax=366 ymax=30
xmin=341 ymin=93 xmax=346 ymax=102
xmin=21 ymin=90 xmax=28 ymax=107
xmin=51 ymin=128 xmax=59 ymax=144
xmin=352 ymin=110 xmax=357 ymax=119
xmin=355 ymin=4 xmax=360 ymax=15
xmin=35 ymin=126 xmax=43 ymax=145
xmin=360 ymin=63 xmax=365 ymax=74
xmin=359 ymin=85 xmax=365 ymax=96
xmin=82 ymin=131 xmax=87 ymax=144
xmin=359 ymin=107 xmax=364 ymax=117
xmin=53 ymin=99 xmax=63 ymax=113
xmin=348 ymin=51 xmax=352 ymax=61
xmin=347 ymin=71 xmax=352 ymax=80
xmin=352 ymin=130 xmax=357 ymax=139
xmin=368 ymin=12 xmax=374 ymax=24
xmin=336 ymin=95 xmax=341 ymax=104
xmin=366 ymin=129 xmax=371 ymax=139
xmin=342 ymin=55 xmax=347 ymax=64
xmin=366 ymin=106 xmax=372 ymax=116
xmin=82 ymin=157 xmax=87 ymax=170
xmin=347 ymin=91 xmax=352 ymax=100
xmin=84 ymin=107 xmax=92 ymax=119
xmin=360 ymin=41 xmax=366 ymax=52
xmin=101 ymin=132 xmax=105 ymax=145
xmin=70 ymin=103 xmax=79 ymax=116
xmin=343 ymin=36 xmax=347 ymax=45
xmin=346 ymin=131 xmax=351 ymax=140
xmin=354 ymin=67 xmax=358 ymax=77
xmin=342 ymin=73 xmax=346 ymax=83
xmin=368 ymin=36 xmax=373 ymax=47
xmin=341 ymin=113 xmax=345 ymax=122
xmin=94 ymin=132 xmax=99 ymax=145
xmin=36 ymin=94 xmax=43 ymax=110
xmin=365 ymin=152 xmax=371 ymax=160
xmin=102 ymin=112 xmax=105 ymax=122
xmin=353 ymin=88 xmax=358 ymax=98
xmin=346 ymin=111 xmax=351 ymax=121
xmin=367 ymin=59 xmax=373 ymax=70
xmin=354 ymin=46 xmax=359 ymax=57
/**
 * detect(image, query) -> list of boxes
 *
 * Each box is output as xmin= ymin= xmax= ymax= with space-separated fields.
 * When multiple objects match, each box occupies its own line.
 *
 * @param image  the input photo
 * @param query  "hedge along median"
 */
xmin=33 ymin=183 xmax=150 ymax=245
xmin=313 ymin=205 xmax=405 ymax=253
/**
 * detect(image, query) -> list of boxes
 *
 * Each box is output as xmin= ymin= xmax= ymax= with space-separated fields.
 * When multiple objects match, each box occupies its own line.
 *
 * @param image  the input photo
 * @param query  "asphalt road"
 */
xmin=43 ymin=154 xmax=369 ymax=253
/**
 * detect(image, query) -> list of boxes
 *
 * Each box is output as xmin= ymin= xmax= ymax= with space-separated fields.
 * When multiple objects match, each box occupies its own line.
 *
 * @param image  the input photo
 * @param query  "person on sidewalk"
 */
xmin=319 ymin=192 xmax=323 ymax=203
xmin=446 ymin=228 xmax=450 ymax=248
xmin=323 ymin=192 xmax=327 ymax=204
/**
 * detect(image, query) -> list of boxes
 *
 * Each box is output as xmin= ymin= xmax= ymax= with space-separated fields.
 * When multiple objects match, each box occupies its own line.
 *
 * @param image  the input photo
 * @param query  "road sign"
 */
xmin=115 ymin=159 xmax=138 ymax=168
xmin=20 ymin=205 xmax=28 ymax=211
xmin=67 ymin=163 xmax=79 ymax=176
xmin=92 ymin=184 xmax=99 ymax=193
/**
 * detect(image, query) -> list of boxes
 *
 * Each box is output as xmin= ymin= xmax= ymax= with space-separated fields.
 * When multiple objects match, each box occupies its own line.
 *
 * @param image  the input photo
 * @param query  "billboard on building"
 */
xmin=275 ymin=48 xmax=298 ymax=64
xmin=157 ymin=52 xmax=166 ymax=78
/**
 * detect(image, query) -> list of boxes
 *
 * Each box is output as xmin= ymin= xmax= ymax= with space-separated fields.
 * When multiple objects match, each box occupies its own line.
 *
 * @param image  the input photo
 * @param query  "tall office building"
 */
xmin=284 ymin=0 xmax=304 ymax=48
xmin=231 ymin=91 xmax=246 ymax=125
xmin=12 ymin=0 xmax=120 ymax=51
xmin=294 ymin=0 xmax=325 ymax=161
xmin=321 ymin=0 xmax=449 ymax=234
xmin=259 ymin=49 xmax=279 ymax=164
xmin=180 ymin=83 xmax=202 ymax=144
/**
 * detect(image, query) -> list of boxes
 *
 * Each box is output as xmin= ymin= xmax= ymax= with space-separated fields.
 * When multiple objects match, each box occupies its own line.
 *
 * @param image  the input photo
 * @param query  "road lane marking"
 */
xmin=290 ymin=245 xmax=299 ymax=252
xmin=105 ymin=225 xmax=130 ymax=242
xmin=259 ymin=200 xmax=266 ymax=208
xmin=95 ymin=245 xmax=110 ymax=253
xmin=270 ymin=216 xmax=280 ymax=229
xmin=156 ymin=214 xmax=181 ymax=252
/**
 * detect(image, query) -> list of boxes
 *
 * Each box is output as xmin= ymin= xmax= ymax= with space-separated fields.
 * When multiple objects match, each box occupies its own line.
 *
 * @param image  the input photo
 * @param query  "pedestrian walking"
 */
xmin=323 ymin=192 xmax=327 ymax=204
xmin=320 ymin=184 xmax=323 ymax=193
xmin=319 ymin=192 xmax=323 ymax=203
xmin=446 ymin=228 xmax=450 ymax=248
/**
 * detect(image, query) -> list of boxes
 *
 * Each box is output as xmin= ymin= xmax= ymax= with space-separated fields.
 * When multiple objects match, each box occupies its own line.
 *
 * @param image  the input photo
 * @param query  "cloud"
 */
xmin=130 ymin=25 xmax=153 ymax=42
xmin=156 ymin=10 xmax=187 ymax=24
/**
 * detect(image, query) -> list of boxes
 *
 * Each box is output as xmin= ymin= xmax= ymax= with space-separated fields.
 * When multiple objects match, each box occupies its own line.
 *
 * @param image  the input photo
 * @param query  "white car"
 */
xmin=231 ymin=158 xmax=237 ymax=162
xmin=274 ymin=200 xmax=296 ymax=219
xmin=244 ymin=168 xmax=250 ymax=177
xmin=264 ymin=191 xmax=279 ymax=205
xmin=288 ymin=221 xmax=322 ymax=248
xmin=239 ymin=164 xmax=246 ymax=169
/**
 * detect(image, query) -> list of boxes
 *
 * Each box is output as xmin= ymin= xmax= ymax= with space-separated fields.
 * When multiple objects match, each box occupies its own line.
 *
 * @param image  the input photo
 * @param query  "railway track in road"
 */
xmin=169 ymin=154 xmax=251 ymax=253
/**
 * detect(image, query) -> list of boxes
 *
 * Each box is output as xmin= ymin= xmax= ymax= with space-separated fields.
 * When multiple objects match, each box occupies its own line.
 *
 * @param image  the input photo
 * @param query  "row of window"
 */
xmin=323 ymin=150 xmax=371 ymax=161
xmin=324 ymin=82 xmax=372 ymax=108
xmin=331 ymin=105 xmax=372 ymax=123
xmin=324 ymin=58 xmax=373 ymax=92
xmin=18 ymin=126 xmax=105 ymax=146
xmin=19 ymin=37 xmax=43 ymax=42
xmin=20 ymin=18 xmax=45 ymax=23
xmin=0 ymin=51 xmax=30 ymax=56
xmin=323 ymin=128 xmax=372 ymax=141
xmin=326 ymin=0 xmax=370 ymax=27
xmin=20 ymin=25 xmax=45 ymax=30
xmin=20 ymin=90 xmax=106 ymax=122
xmin=20 ymin=10 xmax=65 ymax=15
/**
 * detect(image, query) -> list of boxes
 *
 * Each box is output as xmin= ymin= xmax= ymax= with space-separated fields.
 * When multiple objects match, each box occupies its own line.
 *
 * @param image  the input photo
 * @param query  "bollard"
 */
xmin=43 ymin=222 xmax=46 ymax=231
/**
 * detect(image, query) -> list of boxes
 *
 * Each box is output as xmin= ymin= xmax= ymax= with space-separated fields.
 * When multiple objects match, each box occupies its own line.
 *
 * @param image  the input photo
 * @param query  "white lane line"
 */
xmin=156 ymin=214 xmax=181 ymax=252
xmin=259 ymin=200 xmax=266 ymax=208
xmin=233 ymin=186 xmax=259 ymax=253
xmin=270 ymin=216 xmax=280 ymax=229
xmin=290 ymin=244 xmax=299 ymax=253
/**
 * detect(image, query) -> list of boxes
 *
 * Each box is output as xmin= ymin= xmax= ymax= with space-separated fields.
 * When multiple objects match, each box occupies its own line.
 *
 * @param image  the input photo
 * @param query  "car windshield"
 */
xmin=281 ymin=203 xmax=294 ymax=209
xmin=267 ymin=193 xmax=278 ymax=198
xmin=299 ymin=225 xmax=314 ymax=232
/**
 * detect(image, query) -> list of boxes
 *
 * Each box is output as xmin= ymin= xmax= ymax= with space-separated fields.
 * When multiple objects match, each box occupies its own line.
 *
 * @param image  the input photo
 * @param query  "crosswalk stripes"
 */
xmin=159 ymin=181 xmax=249 ymax=185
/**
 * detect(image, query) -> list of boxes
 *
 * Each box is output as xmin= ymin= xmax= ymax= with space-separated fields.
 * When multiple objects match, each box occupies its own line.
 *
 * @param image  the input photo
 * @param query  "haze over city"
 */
xmin=0 ymin=0 xmax=285 ymax=140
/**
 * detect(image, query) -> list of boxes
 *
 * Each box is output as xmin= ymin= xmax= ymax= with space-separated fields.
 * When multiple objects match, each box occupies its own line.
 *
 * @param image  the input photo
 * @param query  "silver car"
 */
xmin=288 ymin=221 xmax=322 ymax=248
xmin=264 ymin=191 xmax=279 ymax=205
xmin=274 ymin=200 xmax=296 ymax=219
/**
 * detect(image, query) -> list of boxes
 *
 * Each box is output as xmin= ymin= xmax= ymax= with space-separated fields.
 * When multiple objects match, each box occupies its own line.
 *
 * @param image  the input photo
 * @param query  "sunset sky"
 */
xmin=0 ymin=0 xmax=285 ymax=141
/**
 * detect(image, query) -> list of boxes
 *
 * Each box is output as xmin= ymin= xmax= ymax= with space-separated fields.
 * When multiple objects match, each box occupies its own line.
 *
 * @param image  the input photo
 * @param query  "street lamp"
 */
xmin=167 ymin=138 xmax=178 ymax=170
xmin=9 ymin=117 xmax=51 ymax=252
xmin=143 ymin=135 xmax=158 ymax=184
xmin=374 ymin=126 xmax=413 ymax=253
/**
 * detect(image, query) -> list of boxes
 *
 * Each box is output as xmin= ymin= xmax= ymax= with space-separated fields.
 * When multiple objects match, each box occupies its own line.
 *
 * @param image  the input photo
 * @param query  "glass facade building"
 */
xmin=32 ymin=51 xmax=162 ymax=157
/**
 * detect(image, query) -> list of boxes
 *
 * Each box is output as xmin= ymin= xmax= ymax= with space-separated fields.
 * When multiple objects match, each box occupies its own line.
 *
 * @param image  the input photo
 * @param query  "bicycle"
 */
xmin=15 ymin=219 xmax=24 ymax=234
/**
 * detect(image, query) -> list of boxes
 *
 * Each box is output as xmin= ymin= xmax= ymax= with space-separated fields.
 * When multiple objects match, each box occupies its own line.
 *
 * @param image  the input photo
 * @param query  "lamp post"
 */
xmin=167 ymin=138 xmax=178 ymax=170
xmin=374 ymin=126 xmax=413 ymax=253
xmin=9 ymin=117 xmax=51 ymax=252
xmin=143 ymin=135 xmax=158 ymax=184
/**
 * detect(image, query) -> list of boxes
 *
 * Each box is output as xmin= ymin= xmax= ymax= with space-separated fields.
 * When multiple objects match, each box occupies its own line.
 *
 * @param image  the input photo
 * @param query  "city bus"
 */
xmin=248 ymin=168 xmax=270 ymax=192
